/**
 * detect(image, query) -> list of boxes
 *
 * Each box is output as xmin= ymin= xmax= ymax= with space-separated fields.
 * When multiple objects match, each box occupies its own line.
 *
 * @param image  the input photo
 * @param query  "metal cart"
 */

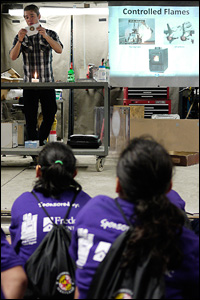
xmin=1 ymin=81 xmax=110 ymax=171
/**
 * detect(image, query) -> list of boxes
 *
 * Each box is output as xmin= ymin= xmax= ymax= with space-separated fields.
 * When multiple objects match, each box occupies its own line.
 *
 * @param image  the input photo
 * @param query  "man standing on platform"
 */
xmin=9 ymin=4 xmax=63 ymax=152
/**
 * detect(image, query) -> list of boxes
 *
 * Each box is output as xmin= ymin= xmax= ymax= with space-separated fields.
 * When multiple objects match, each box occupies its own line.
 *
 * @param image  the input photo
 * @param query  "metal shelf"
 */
xmin=1 ymin=146 xmax=43 ymax=156
xmin=1 ymin=80 xmax=109 ymax=90
xmin=1 ymin=145 xmax=106 ymax=156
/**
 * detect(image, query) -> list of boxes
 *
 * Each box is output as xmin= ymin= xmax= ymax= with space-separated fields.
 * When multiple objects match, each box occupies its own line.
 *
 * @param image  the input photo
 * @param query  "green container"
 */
xmin=67 ymin=68 xmax=75 ymax=82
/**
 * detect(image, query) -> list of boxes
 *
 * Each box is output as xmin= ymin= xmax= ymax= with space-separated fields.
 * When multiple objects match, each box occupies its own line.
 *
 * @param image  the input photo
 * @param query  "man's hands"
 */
xmin=10 ymin=28 xmax=27 ymax=60
xmin=14 ymin=25 xmax=62 ymax=55
xmin=18 ymin=28 xmax=27 ymax=42
xmin=36 ymin=25 xmax=63 ymax=53
xmin=36 ymin=25 xmax=47 ymax=38
xmin=17 ymin=25 xmax=46 ymax=41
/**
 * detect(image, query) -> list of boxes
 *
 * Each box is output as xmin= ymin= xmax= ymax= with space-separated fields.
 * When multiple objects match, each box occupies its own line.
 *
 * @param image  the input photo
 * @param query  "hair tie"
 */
xmin=55 ymin=160 xmax=63 ymax=165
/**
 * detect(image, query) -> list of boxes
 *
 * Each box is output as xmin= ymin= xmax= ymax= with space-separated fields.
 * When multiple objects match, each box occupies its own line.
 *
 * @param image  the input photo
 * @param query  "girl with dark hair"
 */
xmin=34 ymin=141 xmax=81 ymax=198
xmin=69 ymin=137 xmax=199 ymax=299
xmin=10 ymin=142 xmax=91 ymax=265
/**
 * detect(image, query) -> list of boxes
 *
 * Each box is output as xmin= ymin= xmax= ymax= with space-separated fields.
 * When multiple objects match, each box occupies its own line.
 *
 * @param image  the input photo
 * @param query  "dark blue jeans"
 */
xmin=23 ymin=89 xmax=57 ymax=146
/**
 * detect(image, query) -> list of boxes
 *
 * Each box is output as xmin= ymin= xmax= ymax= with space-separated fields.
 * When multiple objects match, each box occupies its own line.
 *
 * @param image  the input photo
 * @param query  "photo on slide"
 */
xmin=119 ymin=18 xmax=155 ymax=45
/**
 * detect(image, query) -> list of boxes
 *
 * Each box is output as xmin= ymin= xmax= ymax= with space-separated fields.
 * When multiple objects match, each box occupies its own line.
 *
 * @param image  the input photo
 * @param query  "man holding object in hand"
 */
xmin=9 ymin=4 xmax=63 ymax=149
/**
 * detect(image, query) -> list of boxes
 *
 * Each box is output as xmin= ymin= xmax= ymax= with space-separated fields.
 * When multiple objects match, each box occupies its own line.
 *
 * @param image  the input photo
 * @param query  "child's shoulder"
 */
xmin=75 ymin=195 xmax=115 ymax=218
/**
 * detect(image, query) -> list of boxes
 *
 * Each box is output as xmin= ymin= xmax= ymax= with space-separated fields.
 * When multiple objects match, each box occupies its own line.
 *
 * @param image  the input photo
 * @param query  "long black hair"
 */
xmin=33 ymin=142 xmax=81 ymax=198
xmin=117 ymin=136 xmax=185 ymax=276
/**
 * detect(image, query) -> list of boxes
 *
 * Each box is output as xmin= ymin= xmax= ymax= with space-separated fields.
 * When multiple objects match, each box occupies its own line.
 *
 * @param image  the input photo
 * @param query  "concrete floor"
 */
xmin=1 ymin=152 xmax=199 ymax=220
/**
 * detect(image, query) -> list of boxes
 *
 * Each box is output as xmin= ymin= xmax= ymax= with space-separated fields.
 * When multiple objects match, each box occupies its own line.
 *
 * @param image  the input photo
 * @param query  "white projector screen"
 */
xmin=108 ymin=2 xmax=199 ymax=87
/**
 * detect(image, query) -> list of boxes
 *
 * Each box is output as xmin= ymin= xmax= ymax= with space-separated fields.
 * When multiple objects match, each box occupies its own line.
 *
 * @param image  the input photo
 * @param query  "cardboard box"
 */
xmin=1 ymin=122 xmax=18 ymax=148
xmin=1 ymin=68 xmax=23 ymax=83
xmin=130 ymin=106 xmax=144 ymax=119
xmin=130 ymin=119 xmax=199 ymax=153
xmin=168 ymin=151 xmax=199 ymax=166
xmin=17 ymin=121 xmax=25 ymax=145
xmin=1 ymin=89 xmax=9 ymax=100
xmin=116 ymin=105 xmax=144 ymax=119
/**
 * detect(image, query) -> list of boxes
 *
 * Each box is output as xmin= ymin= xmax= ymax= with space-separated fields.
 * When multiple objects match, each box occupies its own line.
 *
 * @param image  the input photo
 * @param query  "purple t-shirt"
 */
xmin=9 ymin=189 xmax=91 ymax=265
xmin=167 ymin=189 xmax=186 ymax=210
xmin=1 ymin=228 xmax=24 ymax=299
xmin=69 ymin=193 xmax=199 ymax=299
xmin=1 ymin=228 xmax=24 ymax=271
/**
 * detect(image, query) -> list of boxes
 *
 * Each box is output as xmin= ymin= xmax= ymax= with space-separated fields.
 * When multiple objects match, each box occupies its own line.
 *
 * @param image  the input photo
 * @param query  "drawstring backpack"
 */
xmin=87 ymin=198 xmax=165 ymax=299
xmin=24 ymin=189 xmax=80 ymax=299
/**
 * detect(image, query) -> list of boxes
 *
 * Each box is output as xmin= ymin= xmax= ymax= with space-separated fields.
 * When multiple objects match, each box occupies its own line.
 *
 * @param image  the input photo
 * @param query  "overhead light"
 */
xmin=8 ymin=9 xmax=23 ymax=16
xmin=39 ymin=7 xmax=109 ymax=16
xmin=8 ymin=7 xmax=109 ymax=17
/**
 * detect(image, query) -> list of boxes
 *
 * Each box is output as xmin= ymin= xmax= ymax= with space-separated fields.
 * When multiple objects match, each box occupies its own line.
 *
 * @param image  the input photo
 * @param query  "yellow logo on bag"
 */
xmin=56 ymin=272 xmax=74 ymax=294
xmin=114 ymin=289 xmax=133 ymax=299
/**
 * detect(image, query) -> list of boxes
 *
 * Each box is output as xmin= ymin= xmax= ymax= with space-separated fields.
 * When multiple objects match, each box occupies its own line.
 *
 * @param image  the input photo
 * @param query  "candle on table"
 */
xmin=32 ymin=72 xmax=39 ymax=82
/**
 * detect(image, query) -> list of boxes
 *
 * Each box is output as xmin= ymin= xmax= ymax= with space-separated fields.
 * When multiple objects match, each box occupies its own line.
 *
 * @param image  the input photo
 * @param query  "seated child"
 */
xmin=69 ymin=137 xmax=199 ymax=299
xmin=9 ymin=142 xmax=91 ymax=265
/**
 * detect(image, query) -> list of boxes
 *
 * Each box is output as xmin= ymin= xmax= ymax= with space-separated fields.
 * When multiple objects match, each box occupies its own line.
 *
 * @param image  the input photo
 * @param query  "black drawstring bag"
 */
xmin=87 ymin=199 xmax=165 ymax=299
xmin=24 ymin=189 xmax=79 ymax=299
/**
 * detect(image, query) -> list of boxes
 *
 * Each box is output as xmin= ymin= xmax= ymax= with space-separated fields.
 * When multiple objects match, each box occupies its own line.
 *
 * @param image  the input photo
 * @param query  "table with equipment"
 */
xmin=1 ymin=81 xmax=110 ymax=171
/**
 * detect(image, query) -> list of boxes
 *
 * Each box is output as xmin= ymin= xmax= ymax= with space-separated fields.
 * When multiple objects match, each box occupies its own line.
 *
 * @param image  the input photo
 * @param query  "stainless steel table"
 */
xmin=1 ymin=81 xmax=110 ymax=171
